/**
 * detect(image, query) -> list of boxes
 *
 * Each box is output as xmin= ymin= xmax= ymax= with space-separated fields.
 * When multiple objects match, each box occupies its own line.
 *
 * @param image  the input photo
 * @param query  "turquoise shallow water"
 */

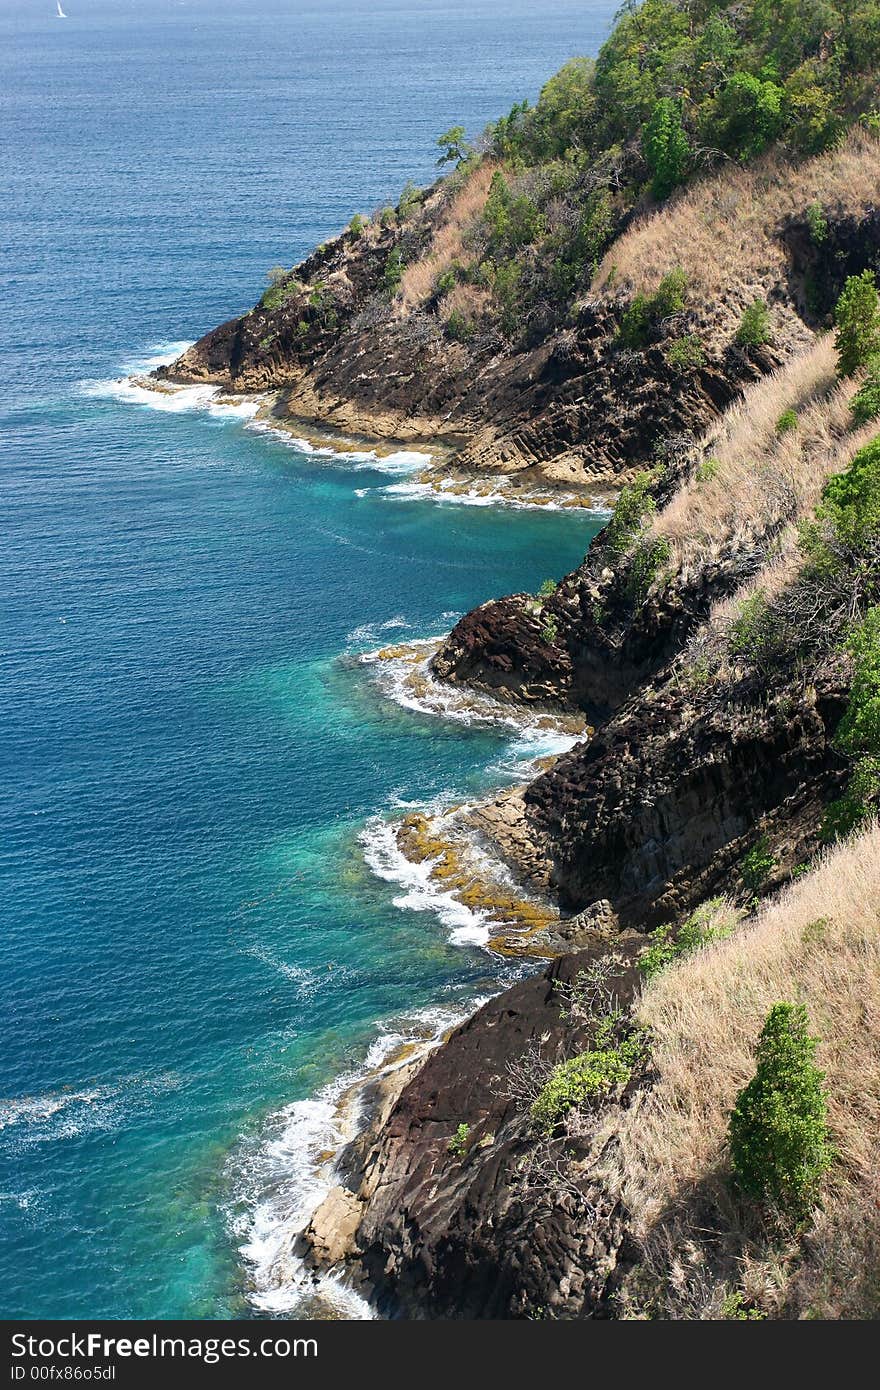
xmin=0 ymin=0 xmax=614 ymax=1318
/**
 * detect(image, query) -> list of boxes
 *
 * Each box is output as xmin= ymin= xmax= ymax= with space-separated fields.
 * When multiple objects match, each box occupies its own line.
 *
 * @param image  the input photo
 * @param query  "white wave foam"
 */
xmin=359 ymin=643 xmax=581 ymax=755
xmin=227 ymin=1000 xmax=484 ymax=1318
xmin=0 ymin=1073 xmax=182 ymax=1149
xmin=245 ymin=947 xmax=323 ymax=1001
xmin=344 ymin=615 xmax=412 ymax=648
xmin=378 ymin=477 xmax=606 ymax=512
xmin=360 ymin=816 xmax=490 ymax=947
xmin=81 ymin=373 xmax=263 ymax=421
xmin=246 ymin=422 xmax=431 ymax=474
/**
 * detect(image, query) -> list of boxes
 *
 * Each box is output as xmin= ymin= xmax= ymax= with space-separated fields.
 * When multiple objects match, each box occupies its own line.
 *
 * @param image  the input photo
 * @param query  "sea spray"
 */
xmin=225 ymin=999 xmax=490 ymax=1317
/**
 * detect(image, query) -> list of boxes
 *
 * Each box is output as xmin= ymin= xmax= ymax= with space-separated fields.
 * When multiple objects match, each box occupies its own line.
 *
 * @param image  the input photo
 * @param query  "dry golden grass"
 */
xmin=398 ymin=162 xmax=495 ymax=310
xmin=437 ymin=280 xmax=492 ymax=326
xmin=610 ymin=823 xmax=880 ymax=1317
xmin=595 ymin=127 xmax=880 ymax=306
xmin=653 ymin=337 xmax=877 ymax=576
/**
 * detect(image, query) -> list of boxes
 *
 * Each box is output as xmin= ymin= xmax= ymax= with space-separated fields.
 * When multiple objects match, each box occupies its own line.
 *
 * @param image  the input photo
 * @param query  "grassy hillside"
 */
xmin=425 ymin=0 xmax=880 ymax=344
xmin=615 ymin=822 xmax=880 ymax=1318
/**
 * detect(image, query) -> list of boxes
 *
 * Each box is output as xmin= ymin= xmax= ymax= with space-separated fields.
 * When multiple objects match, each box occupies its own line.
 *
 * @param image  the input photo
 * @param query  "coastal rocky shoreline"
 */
xmin=150 ymin=6 xmax=880 ymax=1317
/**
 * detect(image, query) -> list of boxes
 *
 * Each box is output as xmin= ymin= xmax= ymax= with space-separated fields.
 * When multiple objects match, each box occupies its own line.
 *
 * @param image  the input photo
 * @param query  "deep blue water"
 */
xmin=0 ymin=0 xmax=616 ymax=1318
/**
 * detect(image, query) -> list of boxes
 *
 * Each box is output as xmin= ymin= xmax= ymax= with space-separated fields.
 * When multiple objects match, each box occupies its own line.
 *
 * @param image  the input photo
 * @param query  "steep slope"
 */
xmin=158 ymin=131 xmax=880 ymax=500
xmin=303 ymin=825 xmax=880 ymax=1320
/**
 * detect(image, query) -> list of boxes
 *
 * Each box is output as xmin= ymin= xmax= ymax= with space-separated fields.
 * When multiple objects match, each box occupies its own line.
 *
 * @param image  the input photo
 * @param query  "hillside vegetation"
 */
xmin=166 ymin=0 xmax=880 ymax=1321
xmin=161 ymin=3 xmax=880 ymax=496
xmin=615 ymin=822 xmax=880 ymax=1318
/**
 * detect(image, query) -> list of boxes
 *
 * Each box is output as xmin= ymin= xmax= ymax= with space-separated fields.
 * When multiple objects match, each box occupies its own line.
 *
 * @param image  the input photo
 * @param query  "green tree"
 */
xmin=709 ymin=72 xmax=785 ymax=160
xmin=729 ymin=1002 xmax=831 ymax=1214
xmin=436 ymin=125 xmax=471 ymax=167
xmin=643 ymin=97 xmax=691 ymax=199
xmin=835 ymin=271 xmax=880 ymax=377
xmin=736 ymin=298 xmax=772 ymax=348
xmin=524 ymin=58 xmax=596 ymax=160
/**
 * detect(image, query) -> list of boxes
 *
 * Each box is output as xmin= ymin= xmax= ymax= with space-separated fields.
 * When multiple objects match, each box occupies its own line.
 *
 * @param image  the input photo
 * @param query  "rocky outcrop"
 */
xmin=525 ymin=665 xmax=848 ymax=927
xmin=441 ymin=658 xmax=849 ymax=935
xmin=156 ymin=168 xmax=798 ymax=494
xmin=431 ymin=531 xmax=764 ymax=720
xmin=782 ymin=206 xmax=880 ymax=323
xmin=302 ymin=944 xmax=645 ymax=1319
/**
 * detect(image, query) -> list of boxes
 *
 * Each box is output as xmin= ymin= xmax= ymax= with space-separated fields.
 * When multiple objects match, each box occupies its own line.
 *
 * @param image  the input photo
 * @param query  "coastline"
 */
xmin=237 ymin=631 xmax=599 ymax=1317
xmin=94 ymin=340 xmax=606 ymax=1319
xmin=229 ymin=994 xmax=491 ymax=1319
xmin=231 ymin=634 xmax=596 ymax=1316
xmin=130 ymin=371 xmax=615 ymax=512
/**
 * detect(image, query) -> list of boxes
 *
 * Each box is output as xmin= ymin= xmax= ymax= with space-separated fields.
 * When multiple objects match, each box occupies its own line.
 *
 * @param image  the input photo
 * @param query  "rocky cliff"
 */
xmin=158 ymin=12 xmax=880 ymax=1316
xmin=156 ymin=131 xmax=880 ymax=499
xmin=300 ymin=943 xmax=646 ymax=1319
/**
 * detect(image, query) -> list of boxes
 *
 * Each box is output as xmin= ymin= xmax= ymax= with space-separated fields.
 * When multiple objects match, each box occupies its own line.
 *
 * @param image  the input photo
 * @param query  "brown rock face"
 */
xmin=155 ymin=174 xmax=789 ymax=493
xmin=523 ymin=670 xmax=848 ymax=926
xmin=308 ymin=945 xmax=644 ymax=1320
xmin=431 ymin=518 xmax=771 ymax=721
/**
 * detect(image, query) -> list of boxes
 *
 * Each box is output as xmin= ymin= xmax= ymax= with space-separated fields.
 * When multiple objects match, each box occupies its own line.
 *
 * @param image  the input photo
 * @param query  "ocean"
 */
xmin=0 ymin=0 xmax=615 ymax=1318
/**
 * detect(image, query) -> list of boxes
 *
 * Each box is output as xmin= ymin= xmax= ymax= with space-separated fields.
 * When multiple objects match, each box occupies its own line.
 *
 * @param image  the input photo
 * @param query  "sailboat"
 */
xmin=56 ymin=2 xmax=67 ymax=17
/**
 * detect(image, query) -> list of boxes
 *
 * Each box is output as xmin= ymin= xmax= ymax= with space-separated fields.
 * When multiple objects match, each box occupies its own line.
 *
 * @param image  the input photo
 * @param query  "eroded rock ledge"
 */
xmin=299 ymin=944 xmax=645 ymax=1319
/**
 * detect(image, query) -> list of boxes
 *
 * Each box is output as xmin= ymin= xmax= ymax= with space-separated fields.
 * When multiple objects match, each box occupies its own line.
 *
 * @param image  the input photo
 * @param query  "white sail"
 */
xmin=57 ymin=2 xmax=67 ymax=17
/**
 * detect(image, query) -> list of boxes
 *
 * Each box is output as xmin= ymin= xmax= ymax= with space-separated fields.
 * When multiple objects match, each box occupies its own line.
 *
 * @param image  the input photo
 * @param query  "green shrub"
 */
xmin=348 ymin=213 xmax=366 ymax=238
xmin=397 ymin=180 xmax=423 ymax=220
xmin=777 ymin=408 xmax=799 ymax=434
xmin=379 ymin=205 xmax=397 ymax=229
xmin=618 ymin=293 xmax=653 ymax=348
xmin=627 ymin=536 xmax=671 ymax=598
xmin=786 ymin=69 xmax=845 ymax=155
xmin=434 ymin=267 xmax=458 ymax=297
xmin=709 ymin=72 xmax=786 ymax=161
xmin=531 ymin=1034 xmax=643 ymax=1132
xmin=695 ymin=456 xmax=721 ymax=483
xmin=835 ymin=271 xmax=880 ymax=378
xmin=736 ymin=299 xmax=772 ymax=348
xmin=541 ymin=615 xmax=559 ymax=645
xmin=383 ymin=248 xmax=405 ymax=294
xmin=823 ymin=755 xmax=880 ymax=840
xmin=445 ymin=308 xmax=474 ymax=342
xmin=720 ymin=1290 xmax=768 ymax=1320
xmin=643 ymin=97 xmax=691 ymax=199
xmin=492 ymin=259 xmax=524 ymax=337
xmin=447 ymin=1122 xmax=471 ymax=1157
xmin=652 ymin=266 xmax=689 ymax=318
xmin=618 ymin=269 xmax=688 ymax=348
xmin=666 ymin=334 xmax=705 ymax=371
xmin=728 ymin=591 xmax=778 ymax=671
xmin=824 ymin=606 xmax=880 ymax=837
xmin=728 ymin=1002 xmax=831 ymax=1214
xmin=605 ymin=470 xmax=659 ymax=554
xmin=805 ymin=200 xmax=828 ymax=245
xmin=803 ymin=435 xmax=880 ymax=565
xmin=639 ymin=899 xmax=736 ymax=980
xmin=739 ymin=834 xmax=777 ymax=897
xmin=260 ymin=266 xmax=297 ymax=311
xmin=836 ymin=606 xmax=880 ymax=758
xmin=483 ymin=171 xmax=545 ymax=256
xmin=538 ymin=578 xmax=558 ymax=598
xmin=851 ymin=358 xmax=880 ymax=425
